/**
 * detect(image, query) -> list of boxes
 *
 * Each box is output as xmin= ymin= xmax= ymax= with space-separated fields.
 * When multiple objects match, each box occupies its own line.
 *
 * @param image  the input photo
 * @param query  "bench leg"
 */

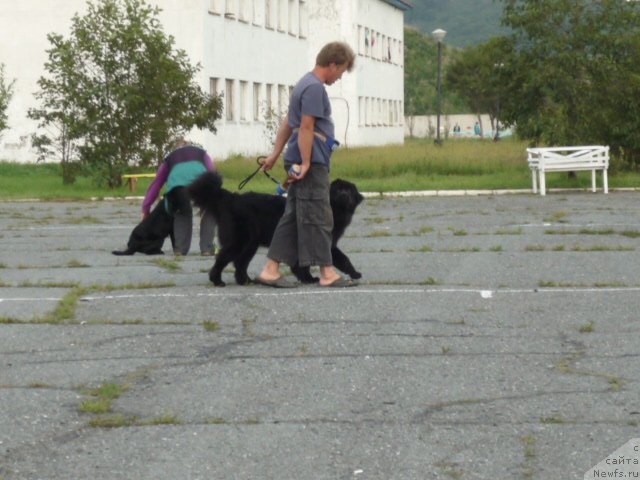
xmin=603 ymin=169 xmax=608 ymax=194
xmin=591 ymin=169 xmax=596 ymax=193
xmin=539 ymin=170 xmax=546 ymax=196
xmin=531 ymin=170 xmax=538 ymax=194
xmin=128 ymin=178 xmax=137 ymax=193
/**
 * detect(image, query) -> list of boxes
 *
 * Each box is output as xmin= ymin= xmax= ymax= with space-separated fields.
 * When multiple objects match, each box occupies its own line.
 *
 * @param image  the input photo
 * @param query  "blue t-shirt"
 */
xmin=284 ymin=72 xmax=335 ymax=168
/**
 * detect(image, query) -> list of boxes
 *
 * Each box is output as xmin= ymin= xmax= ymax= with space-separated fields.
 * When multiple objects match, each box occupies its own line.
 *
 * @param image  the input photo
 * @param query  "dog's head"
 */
xmin=187 ymin=170 xmax=224 ymax=210
xmin=330 ymin=178 xmax=364 ymax=214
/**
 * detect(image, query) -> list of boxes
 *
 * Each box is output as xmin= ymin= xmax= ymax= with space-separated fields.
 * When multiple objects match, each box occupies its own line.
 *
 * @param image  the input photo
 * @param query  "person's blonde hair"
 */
xmin=316 ymin=42 xmax=355 ymax=72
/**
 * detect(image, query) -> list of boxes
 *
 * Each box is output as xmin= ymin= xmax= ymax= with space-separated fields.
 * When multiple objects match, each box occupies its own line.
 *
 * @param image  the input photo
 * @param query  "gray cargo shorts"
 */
xmin=267 ymin=163 xmax=333 ymax=267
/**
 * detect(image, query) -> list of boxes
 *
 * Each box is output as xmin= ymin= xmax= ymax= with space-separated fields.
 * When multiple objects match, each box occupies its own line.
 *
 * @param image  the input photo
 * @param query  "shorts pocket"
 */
xmin=299 ymin=197 xmax=333 ymax=227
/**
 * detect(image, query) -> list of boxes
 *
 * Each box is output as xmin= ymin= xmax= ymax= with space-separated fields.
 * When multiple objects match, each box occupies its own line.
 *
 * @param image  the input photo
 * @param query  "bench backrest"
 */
xmin=527 ymin=146 xmax=609 ymax=169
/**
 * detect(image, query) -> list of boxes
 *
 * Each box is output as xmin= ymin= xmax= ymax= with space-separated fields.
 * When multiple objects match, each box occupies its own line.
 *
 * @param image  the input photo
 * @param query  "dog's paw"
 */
xmin=209 ymin=270 xmax=225 ymax=287
xmin=301 ymin=276 xmax=320 ymax=284
xmin=235 ymin=274 xmax=250 ymax=286
xmin=350 ymin=271 xmax=362 ymax=280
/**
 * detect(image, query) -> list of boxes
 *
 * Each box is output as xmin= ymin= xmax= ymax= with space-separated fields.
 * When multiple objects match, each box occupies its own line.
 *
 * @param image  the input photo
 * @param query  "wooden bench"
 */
xmin=122 ymin=173 xmax=156 ymax=193
xmin=526 ymin=145 xmax=609 ymax=196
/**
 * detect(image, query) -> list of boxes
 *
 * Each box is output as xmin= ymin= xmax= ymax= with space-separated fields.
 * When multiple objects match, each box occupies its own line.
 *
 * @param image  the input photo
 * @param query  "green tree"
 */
xmin=446 ymin=37 xmax=513 ymax=138
xmin=404 ymin=27 xmax=465 ymax=137
xmin=0 ymin=63 xmax=15 ymax=136
xmin=499 ymin=0 xmax=640 ymax=165
xmin=29 ymin=0 xmax=223 ymax=187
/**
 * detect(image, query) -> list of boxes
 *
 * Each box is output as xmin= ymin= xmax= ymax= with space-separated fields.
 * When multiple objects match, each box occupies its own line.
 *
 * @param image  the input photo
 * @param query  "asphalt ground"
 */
xmin=1 ymin=191 xmax=640 ymax=479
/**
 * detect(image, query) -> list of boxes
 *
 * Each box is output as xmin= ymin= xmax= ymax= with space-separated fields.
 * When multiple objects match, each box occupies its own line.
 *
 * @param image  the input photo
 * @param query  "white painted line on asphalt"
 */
xmin=24 ymin=225 xmax=132 ymax=231
xmin=76 ymin=285 xmax=640 ymax=302
xmin=0 ymin=297 xmax=60 ymax=302
xmin=516 ymin=222 xmax=640 ymax=228
xmin=5 ymin=286 xmax=640 ymax=305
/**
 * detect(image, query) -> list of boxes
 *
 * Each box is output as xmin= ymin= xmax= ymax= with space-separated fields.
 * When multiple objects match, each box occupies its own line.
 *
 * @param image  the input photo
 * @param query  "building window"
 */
xmin=225 ymin=79 xmax=235 ymax=121
xmin=277 ymin=0 xmax=286 ymax=32
xmin=238 ymin=0 xmax=250 ymax=21
xmin=299 ymin=0 xmax=307 ymax=38
xmin=253 ymin=83 xmax=262 ymax=121
xmin=253 ymin=0 xmax=264 ymax=25
xmin=240 ymin=81 xmax=249 ymax=121
xmin=210 ymin=77 xmax=220 ymax=96
xmin=209 ymin=0 xmax=224 ymax=14
xmin=266 ymin=83 xmax=273 ymax=115
xmin=225 ymin=0 xmax=237 ymax=18
xmin=278 ymin=84 xmax=288 ymax=116
xmin=288 ymin=0 xmax=297 ymax=35
xmin=365 ymin=97 xmax=371 ymax=126
xmin=265 ymin=0 xmax=275 ymax=29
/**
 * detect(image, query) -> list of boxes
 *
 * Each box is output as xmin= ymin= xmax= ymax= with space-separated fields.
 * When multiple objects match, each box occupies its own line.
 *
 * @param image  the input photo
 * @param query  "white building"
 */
xmin=0 ymin=0 xmax=411 ymax=163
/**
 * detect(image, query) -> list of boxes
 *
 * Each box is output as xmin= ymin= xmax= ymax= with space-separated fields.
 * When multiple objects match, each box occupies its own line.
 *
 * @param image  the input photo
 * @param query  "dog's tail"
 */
xmin=188 ymin=170 xmax=224 ymax=213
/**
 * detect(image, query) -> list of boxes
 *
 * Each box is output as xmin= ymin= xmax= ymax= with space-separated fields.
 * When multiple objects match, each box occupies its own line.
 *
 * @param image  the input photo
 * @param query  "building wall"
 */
xmin=199 ymin=0 xmax=310 ymax=158
xmin=0 ymin=0 xmax=407 ymax=163
xmin=0 ymin=0 xmax=89 ymax=162
xmin=351 ymin=0 xmax=405 ymax=147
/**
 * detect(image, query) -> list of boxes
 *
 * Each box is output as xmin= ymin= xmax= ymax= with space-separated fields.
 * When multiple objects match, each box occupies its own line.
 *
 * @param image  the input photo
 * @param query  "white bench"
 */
xmin=526 ymin=146 xmax=609 ymax=196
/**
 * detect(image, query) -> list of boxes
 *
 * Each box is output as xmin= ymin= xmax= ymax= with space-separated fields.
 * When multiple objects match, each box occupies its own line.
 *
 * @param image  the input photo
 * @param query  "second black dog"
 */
xmin=112 ymin=198 xmax=174 ymax=256
xmin=188 ymin=171 xmax=363 ymax=286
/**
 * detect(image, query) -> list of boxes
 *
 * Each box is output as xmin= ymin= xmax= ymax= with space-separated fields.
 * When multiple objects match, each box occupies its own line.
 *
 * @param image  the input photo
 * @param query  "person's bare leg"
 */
xmin=319 ymin=265 xmax=341 ymax=286
xmin=258 ymin=258 xmax=282 ymax=281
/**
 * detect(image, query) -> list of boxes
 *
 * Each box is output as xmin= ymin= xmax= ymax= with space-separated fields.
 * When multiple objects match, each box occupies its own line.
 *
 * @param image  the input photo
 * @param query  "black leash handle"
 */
xmin=238 ymin=156 xmax=281 ymax=190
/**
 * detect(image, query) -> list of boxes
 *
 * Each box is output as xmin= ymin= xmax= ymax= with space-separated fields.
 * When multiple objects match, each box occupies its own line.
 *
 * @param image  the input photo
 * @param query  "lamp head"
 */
xmin=432 ymin=29 xmax=447 ymax=43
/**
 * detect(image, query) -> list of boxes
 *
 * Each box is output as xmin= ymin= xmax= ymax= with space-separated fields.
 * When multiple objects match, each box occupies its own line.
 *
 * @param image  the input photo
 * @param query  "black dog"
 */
xmin=112 ymin=197 xmax=174 ymax=255
xmin=188 ymin=171 xmax=363 ymax=286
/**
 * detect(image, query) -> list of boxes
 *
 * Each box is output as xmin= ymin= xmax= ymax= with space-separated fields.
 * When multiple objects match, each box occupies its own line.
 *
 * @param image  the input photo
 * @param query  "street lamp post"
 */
xmin=432 ymin=29 xmax=446 ymax=145
xmin=493 ymin=63 xmax=504 ymax=141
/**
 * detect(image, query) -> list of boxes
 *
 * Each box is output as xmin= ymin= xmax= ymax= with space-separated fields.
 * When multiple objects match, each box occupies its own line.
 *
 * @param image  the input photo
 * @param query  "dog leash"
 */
xmin=238 ymin=156 xmax=281 ymax=190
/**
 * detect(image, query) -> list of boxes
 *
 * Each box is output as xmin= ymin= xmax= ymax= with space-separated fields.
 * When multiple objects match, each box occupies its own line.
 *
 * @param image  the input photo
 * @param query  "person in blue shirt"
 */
xmin=255 ymin=41 xmax=357 ymax=288
xmin=142 ymin=138 xmax=216 ymax=256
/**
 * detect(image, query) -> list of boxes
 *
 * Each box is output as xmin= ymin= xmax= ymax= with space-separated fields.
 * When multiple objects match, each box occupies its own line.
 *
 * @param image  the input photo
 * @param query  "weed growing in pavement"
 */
xmin=66 ymin=259 xmax=90 ymax=268
xmin=152 ymin=258 xmax=182 ymax=271
xmin=570 ymin=245 xmax=634 ymax=252
xmin=27 ymin=382 xmax=52 ymax=388
xmin=578 ymin=321 xmax=595 ymax=333
xmin=364 ymin=216 xmax=388 ymax=224
xmin=203 ymin=320 xmax=220 ymax=332
xmin=64 ymin=215 xmax=104 ymax=225
xmin=34 ymin=287 xmax=88 ymax=324
xmin=88 ymin=414 xmax=137 ymax=428
xmin=139 ymin=414 xmax=181 ymax=426
xmin=539 ymin=414 xmax=569 ymax=424
xmin=78 ymin=382 xmax=129 ymax=415
xmin=494 ymin=227 xmax=523 ymax=235
xmin=366 ymin=229 xmax=391 ymax=237
xmin=409 ymin=244 xmax=432 ymax=252
xmin=413 ymin=226 xmax=434 ymax=235
xmin=543 ymin=211 xmax=568 ymax=223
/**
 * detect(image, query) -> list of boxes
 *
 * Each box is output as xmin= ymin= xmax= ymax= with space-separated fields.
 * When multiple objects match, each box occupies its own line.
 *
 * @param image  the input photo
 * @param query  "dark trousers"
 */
xmin=167 ymin=186 xmax=216 ymax=255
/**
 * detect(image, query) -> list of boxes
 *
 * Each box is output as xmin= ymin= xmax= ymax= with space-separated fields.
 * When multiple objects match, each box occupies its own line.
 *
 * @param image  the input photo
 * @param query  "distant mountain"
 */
xmin=404 ymin=0 xmax=508 ymax=48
